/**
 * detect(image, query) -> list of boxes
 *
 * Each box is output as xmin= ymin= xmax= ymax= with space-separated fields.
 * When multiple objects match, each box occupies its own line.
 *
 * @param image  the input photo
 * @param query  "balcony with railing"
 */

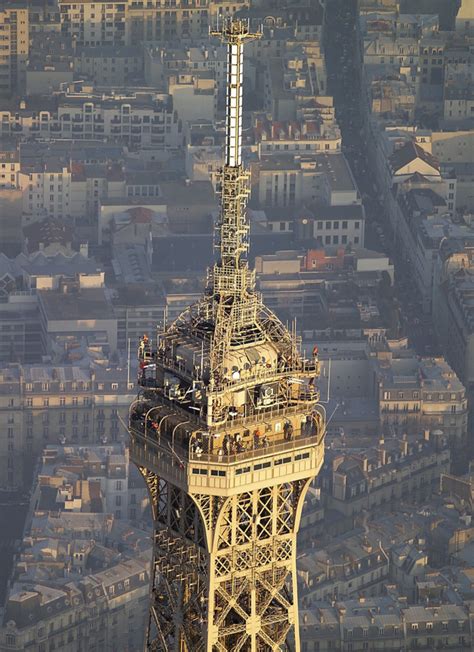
xmin=129 ymin=401 xmax=325 ymax=493
xmin=129 ymin=386 xmax=325 ymax=456
xmin=137 ymin=371 xmax=320 ymax=432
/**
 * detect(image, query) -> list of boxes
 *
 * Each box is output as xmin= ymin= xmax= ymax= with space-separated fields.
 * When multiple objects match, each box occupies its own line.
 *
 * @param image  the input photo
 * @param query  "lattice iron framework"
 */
xmin=129 ymin=17 xmax=326 ymax=652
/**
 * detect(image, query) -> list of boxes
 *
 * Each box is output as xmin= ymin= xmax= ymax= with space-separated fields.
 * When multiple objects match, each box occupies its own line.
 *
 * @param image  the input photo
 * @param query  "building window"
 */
xmin=355 ymin=221 xmax=360 ymax=229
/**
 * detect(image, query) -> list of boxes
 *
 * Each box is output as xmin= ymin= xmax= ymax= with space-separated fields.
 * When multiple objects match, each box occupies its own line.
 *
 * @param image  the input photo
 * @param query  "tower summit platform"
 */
xmin=129 ymin=17 xmax=326 ymax=652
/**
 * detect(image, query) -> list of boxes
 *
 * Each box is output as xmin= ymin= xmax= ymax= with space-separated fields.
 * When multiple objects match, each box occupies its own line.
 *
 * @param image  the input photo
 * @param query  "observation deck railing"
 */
xmin=129 ymin=403 xmax=326 ymax=467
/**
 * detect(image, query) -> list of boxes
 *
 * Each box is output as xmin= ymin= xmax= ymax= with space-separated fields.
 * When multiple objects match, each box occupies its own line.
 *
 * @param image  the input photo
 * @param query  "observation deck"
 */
xmin=129 ymin=384 xmax=325 ymax=496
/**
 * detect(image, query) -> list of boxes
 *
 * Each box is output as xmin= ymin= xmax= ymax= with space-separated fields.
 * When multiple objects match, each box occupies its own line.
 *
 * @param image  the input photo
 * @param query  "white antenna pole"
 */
xmin=200 ymin=341 xmax=204 ymax=380
xmin=127 ymin=337 xmax=131 ymax=388
xmin=320 ymin=357 xmax=331 ymax=404
xmin=327 ymin=357 xmax=331 ymax=402
xmin=326 ymin=402 xmax=339 ymax=427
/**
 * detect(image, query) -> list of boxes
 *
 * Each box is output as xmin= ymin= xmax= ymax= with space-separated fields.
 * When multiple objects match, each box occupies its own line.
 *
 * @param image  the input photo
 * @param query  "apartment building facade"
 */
xmin=433 ymin=246 xmax=474 ymax=388
xmin=58 ymin=0 xmax=249 ymax=47
xmin=256 ymin=151 xmax=361 ymax=209
xmin=0 ymin=4 xmax=28 ymax=96
xmin=299 ymin=599 xmax=473 ymax=652
xmin=59 ymin=0 xmax=128 ymax=47
xmin=0 ymin=90 xmax=181 ymax=152
xmin=320 ymin=435 xmax=451 ymax=518
xmin=376 ymin=355 xmax=468 ymax=455
xmin=0 ymin=365 xmax=134 ymax=490
xmin=0 ymin=559 xmax=149 ymax=652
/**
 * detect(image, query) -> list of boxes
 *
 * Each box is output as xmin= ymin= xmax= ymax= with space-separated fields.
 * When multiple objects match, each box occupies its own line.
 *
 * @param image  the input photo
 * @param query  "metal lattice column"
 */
xmin=207 ymin=480 xmax=311 ymax=652
xmin=140 ymin=469 xmax=312 ymax=652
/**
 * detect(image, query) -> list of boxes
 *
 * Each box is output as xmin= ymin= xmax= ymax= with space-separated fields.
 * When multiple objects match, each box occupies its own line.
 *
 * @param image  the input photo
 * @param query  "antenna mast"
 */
xmin=208 ymin=19 xmax=261 ymax=380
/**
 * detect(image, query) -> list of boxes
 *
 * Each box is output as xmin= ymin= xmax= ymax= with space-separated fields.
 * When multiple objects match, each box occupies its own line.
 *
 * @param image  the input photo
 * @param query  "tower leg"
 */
xmin=141 ymin=471 xmax=208 ymax=651
xmin=206 ymin=480 xmax=311 ymax=652
xmin=140 ymin=473 xmax=311 ymax=651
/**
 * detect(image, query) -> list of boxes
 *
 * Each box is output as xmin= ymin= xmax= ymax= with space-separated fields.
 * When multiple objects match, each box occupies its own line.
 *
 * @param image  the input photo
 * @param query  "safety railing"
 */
xmin=129 ymin=407 xmax=325 ymax=469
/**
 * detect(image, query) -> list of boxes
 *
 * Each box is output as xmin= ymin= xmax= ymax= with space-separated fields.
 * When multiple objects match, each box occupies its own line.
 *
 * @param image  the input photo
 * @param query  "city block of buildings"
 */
xmin=0 ymin=444 xmax=151 ymax=652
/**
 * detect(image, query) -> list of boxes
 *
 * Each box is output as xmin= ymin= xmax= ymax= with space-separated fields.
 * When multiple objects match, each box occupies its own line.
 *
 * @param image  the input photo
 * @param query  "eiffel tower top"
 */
xmin=136 ymin=17 xmax=320 ymax=427
xmin=131 ymin=22 xmax=326 ymax=648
